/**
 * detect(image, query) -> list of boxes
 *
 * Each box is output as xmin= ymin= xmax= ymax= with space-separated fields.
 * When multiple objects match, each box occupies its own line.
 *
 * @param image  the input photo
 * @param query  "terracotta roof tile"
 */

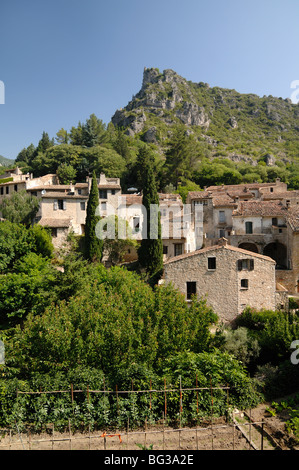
xmin=164 ymin=243 xmax=276 ymax=265
xmin=212 ymin=195 xmax=237 ymax=207
xmin=232 ymin=200 xmax=287 ymax=217
xmin=39 ymin=218 xmax=72 ymax=228
xmin=286 ymin=206 xmax=299 ymax=231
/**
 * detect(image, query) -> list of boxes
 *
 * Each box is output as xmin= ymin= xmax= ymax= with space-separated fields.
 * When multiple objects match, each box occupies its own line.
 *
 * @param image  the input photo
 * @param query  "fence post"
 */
xmin=69 ymin=419 xmax=72 ymax=450
xmin=196 ymin=374 xmax=198 ymax=416
xmin=164 ymin=378 xmax=167 ymax=420
xmin=116 ymin=384 xmax=119 ymax=416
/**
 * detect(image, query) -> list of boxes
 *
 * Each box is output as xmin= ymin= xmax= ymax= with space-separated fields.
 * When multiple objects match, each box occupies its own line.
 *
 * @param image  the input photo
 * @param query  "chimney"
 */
xmin=218 ymin=237 xmax=228 ymax=247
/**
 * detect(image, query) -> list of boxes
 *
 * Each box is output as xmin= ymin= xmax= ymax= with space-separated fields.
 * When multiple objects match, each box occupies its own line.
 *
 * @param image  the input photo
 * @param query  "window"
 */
xmin=219 ymin=229 xmax=225 ymax=238
xmin=245 ymin=221 xmax=253 ymax=234
xmin=219 ymin=210 xmax=226 ymax=223
xmin=51 ymin=228 xmax=57 ymax=238
xmin=101 ymin=202 xmax=107 ymax=211
xmin=272 ymin=217 xmax=278 ymax=226
xmin=208 ymin=257 xmax=216 ymax=270
xmin=6 ymin=186 xmax=9 ymax=194
xmin=270 ymin=187 xmax=273 ymax=193
xmin=54 ymin=200 xmax=66 ymax=210
xmin=163 ymin=245 xmax=168 ymax=255
xmin=99 ymin=189 xmax=107 ymax=199
xmin=241 ymin=279 xmax=249 ymax=289
xmin=14 ymin=184 xmax=18 ymax=192
xmin=237 ymin=259 xmax=254 ymax=271
xmin=80 ymin=202 xmax=86 ymax=211
xmin=133 ymin=216 xmax=140 ymax=232
xmin=58 ymin=200 xmax=65 ymax=210
xmin=0 ymin=187 xmax=3 ymax=195
xmin=174 ymin=244 xmax=183 ymax=256
xmin=186 ymin=282 xmax=197 ymax=300
xmin=111 ymin=189 xmax=116 ymax=195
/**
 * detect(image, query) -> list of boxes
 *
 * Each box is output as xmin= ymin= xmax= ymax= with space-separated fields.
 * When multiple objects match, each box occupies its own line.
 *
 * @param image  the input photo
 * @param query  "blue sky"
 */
xmin=0 ymin=0 xmax=299 ymax=159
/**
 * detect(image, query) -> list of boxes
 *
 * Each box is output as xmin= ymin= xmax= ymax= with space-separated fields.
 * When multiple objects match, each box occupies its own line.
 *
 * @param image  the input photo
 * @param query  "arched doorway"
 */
xmin=263 ymin=242 xmax=287 ymax=269
xmin=238 ymin=242 xmax=259 ymax=254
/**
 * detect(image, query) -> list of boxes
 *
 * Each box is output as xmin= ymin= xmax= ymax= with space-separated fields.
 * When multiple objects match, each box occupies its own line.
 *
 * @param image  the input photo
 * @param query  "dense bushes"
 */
xmin=235 ymin=307 xmax=299 ymax=365
xmin=3 ymin=265 xmax=217 ymax=377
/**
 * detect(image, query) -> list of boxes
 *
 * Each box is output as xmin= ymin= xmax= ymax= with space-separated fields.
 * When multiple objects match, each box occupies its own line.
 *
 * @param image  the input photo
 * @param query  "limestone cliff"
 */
xmin=111 ymin=67 xmax=299 ymax=163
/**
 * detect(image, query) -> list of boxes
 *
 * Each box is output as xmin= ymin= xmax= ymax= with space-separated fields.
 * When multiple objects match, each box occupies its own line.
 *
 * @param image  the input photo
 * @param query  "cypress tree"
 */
xmin=137 ymin=145 xmax=163 ymax=283
xmin=84 ymin=171 xmax=103 ymax=262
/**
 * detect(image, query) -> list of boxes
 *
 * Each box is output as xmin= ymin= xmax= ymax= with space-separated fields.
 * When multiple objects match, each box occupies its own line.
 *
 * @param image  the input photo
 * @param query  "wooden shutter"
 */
xmin=54 ymin=200 xmax=58 ymax=210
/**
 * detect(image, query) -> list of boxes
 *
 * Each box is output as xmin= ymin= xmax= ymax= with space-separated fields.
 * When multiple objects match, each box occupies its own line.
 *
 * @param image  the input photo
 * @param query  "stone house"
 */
xmin=163 ymin=238 xmax=282 ymax=323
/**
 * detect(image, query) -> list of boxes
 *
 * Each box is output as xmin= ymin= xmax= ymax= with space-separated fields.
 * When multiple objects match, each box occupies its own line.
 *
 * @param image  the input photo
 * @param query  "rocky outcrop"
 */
xmin=111 ymin=67 xmax=210 ymax=135
xmin=110 ymin=66 xmax=299 ymax=165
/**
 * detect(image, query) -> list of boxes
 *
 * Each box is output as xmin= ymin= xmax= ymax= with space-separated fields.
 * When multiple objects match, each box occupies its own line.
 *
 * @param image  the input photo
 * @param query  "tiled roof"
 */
xmin=40 ymin=192 xmax=88 ymax=199
xmin=164 ymin=243 xmax=276 ymax=265
xmin=263 ymin=190 xmax=299 ymax=200
xmin=27 ymin=185 xmax=71 ymax=191
xmin=206 ymin=182 xmax=279 ymax=191
xmin=121 ymin=194 xmax=143 ymax=206
xmin=232 ymin=200 xmax=287 ymax=217
xmin=39 ymin=218 xmax=72 ymax=228
xmin=212 ymin=195 xmax=237 ymax=207
xmin=98 ymin=184 xmax=121 ymax=189
xmin=286 ymin=206 xmax=299 ymax=231
xmin=187 ymin=191 xmax=211 ymax=199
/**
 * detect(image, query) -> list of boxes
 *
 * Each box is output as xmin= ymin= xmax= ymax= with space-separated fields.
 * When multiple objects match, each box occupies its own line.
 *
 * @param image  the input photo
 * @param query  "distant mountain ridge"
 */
xmin=112 ymin=67 xmax=299 ymax=164
xmin=0 ymin=155 xmax=15 ymax=167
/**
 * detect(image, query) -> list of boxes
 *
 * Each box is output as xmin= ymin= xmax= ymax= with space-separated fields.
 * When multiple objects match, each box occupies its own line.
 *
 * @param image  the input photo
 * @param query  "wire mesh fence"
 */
xmin=0 ymin=380 xmax=273 ymax=450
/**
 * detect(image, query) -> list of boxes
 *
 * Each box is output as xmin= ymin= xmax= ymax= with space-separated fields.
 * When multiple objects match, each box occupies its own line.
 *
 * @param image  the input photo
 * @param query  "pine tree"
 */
xmin=84 ymin=171 xmax=103 ymax=262
xmin=137 ymin=145 xmax=163 ymax=283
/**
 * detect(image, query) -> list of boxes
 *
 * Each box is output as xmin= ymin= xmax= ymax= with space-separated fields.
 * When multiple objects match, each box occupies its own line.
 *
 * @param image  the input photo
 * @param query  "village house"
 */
xmin=163 ymin=238 xmax=287 ymax=324
xmin=1 ymin=167 xmax=299 ymax=298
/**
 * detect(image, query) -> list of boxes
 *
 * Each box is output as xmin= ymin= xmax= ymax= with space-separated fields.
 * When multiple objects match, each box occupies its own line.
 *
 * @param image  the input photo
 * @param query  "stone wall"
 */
xmin=164 ymin=245 xmax=276 ymax=323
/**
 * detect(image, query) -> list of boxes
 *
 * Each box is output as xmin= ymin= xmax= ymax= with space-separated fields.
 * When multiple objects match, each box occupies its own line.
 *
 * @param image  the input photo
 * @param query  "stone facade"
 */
xmin=164 ymin=239 xmax=277 ymax=323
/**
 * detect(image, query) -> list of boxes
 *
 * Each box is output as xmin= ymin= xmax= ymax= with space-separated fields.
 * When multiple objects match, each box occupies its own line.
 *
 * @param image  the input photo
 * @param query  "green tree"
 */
xmin=0 ymin=253 xmax=57 ymax=323
xmin=15 ymin=143 xmax=36 ymax=166
xmin=137 ymin=145 xmax=163 ymax=282
xmin=55 ymin=128 xmax=69 ymax=144
xmin=84 ymin=171 xmax=103 ymax=262
xmin=4 ymin=266 xmax=217 ymax=376
xmin=35 ymin=131 xmax=54 ymax=154
xmin=82 ymin=114 xmax=107 ymax=147
xmin=69 ymin=121 xmax=85 ymax=146
xmin=163 ymin=125 xmax=201 ymax=187
xmin=56 ymin=163 xmax=77 ymax=184
xmin=112 ymin=127 xmax=132 ymax=161
xmin=0 ymin=190 xmax=40 ymax=227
